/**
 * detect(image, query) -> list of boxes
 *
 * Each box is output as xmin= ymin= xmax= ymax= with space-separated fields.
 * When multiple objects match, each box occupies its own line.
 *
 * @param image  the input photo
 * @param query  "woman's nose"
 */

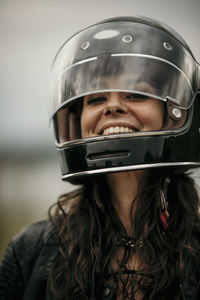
xmin=103 ymin=93 xmax=128 ymax=116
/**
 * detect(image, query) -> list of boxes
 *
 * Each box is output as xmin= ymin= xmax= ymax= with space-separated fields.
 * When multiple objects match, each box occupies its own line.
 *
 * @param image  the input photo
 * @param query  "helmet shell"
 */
xmin=51 ymin=16 xmax=200 ymax=183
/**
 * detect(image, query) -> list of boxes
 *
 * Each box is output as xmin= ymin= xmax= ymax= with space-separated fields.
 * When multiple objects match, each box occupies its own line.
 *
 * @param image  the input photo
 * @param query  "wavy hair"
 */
xmin=47 ymin=170 xmax=200 ymax=299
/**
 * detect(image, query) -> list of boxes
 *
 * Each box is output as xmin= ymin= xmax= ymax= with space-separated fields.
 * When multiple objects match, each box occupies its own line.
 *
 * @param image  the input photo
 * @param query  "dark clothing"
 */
xmin=0 ymin=220 xmax=56 ymax=300
xmin=0 ymin=220 xmax=199 ymax=299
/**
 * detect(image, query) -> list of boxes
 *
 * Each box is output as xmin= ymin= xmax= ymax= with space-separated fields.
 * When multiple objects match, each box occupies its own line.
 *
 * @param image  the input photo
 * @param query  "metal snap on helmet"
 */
xmin=50 ymin=16 xmax=200 ymax=183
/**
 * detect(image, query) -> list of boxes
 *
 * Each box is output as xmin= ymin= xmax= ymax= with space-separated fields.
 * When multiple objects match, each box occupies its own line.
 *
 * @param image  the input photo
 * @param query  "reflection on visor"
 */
xmin=52 ymin=55 xmax=195 ymax=118
xmin=54 ymin=92 xmax=188 ymax=145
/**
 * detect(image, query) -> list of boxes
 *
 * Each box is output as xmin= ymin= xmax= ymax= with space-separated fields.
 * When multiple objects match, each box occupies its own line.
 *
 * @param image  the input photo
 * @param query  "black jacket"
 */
xmin=0 ymin=220 xmax=199 ymax=300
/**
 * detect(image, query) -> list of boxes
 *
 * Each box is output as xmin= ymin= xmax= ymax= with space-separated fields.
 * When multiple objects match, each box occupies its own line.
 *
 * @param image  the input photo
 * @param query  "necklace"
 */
xmin=116 ymin=236 xmax=144 ymax=249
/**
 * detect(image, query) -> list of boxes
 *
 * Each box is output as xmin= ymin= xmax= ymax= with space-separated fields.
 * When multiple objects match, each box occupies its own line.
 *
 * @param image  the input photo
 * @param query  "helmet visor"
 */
xmin=52 ymin=54 xmax=195 ymax=114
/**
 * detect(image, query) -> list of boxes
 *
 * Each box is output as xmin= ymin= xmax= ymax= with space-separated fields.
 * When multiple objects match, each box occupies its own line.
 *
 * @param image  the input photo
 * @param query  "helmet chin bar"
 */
xmin=62 ymin=162 xmax=200 ymax=182
xmin=56 ymin=98 xmax=200 ymax=184
xmin=58 ymin=135 xmax=200 ymax=185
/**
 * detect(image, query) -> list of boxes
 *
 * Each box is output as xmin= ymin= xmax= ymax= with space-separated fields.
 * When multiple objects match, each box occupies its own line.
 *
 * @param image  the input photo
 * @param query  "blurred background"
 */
xmin=1 ymin=0 xmax=200 ymax=258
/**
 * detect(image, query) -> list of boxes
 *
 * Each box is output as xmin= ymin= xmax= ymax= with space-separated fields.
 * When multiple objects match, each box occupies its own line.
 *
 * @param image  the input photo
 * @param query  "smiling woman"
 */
xmin=1 ymin=15 xmax=200 ymax=300
xmin=81 ymin=92 xmax=164 ymax=138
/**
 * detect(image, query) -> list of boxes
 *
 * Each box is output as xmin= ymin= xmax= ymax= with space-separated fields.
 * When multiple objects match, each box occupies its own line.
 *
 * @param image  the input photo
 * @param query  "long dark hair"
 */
xmin=47 ymin=169 xmax=200 ymax=299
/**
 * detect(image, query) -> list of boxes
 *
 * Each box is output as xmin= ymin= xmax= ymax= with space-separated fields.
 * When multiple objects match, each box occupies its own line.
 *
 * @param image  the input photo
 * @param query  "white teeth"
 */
xmin=102 ymin=126 xmax=134 ymax=135
xmin=110 ymin=127 xmax=114 ymax=134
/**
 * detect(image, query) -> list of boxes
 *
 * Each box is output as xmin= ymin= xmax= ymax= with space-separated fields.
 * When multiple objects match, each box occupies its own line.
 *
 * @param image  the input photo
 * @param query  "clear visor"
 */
xmin=52 ymin=54 xmax=195 ymax=113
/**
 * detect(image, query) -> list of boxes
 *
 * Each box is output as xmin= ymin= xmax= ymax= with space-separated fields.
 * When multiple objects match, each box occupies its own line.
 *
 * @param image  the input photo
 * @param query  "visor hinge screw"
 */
xmin=172 ymin=107 xmax=182 ymax=119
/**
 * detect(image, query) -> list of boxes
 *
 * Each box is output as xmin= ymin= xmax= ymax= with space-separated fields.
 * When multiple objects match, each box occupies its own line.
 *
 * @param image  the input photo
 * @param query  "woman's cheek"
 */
xmin=134 ymin=103 xmax=163 ymax=131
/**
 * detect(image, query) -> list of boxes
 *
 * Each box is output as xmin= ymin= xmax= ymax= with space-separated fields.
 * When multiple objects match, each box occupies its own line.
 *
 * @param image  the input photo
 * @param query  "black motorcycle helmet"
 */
xmin=50 ymin=16 xmax=200 ymax=183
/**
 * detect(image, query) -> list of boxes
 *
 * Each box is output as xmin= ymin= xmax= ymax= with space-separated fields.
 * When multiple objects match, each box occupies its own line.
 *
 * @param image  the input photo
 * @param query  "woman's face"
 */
xmin=81 ymin=92 xmax=164 ymax=138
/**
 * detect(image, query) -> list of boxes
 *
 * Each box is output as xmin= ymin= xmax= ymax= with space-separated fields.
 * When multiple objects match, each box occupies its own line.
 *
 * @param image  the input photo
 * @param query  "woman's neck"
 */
xmin=106 ymin=170 xmax=145 ymax=235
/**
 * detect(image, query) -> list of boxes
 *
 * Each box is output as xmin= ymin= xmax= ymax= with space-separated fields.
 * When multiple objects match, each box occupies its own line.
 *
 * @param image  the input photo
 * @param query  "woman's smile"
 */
xmin=81 ymin=91 xmax=164 ymax=138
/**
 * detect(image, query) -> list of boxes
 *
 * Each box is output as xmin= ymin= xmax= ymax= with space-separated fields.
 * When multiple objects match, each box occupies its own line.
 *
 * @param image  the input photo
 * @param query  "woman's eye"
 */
xmin=87 ymin=96 xmax=106 ymax=105
xmin=126 ymin=93 xmax=149 ymax=101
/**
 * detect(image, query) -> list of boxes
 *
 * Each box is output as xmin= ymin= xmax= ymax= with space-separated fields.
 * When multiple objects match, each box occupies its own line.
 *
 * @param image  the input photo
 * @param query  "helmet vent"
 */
xmin=87 ymin=150 xmax=130 ymax=161
xmin=81 ymin=41 xmax=90 ymax=50
xmin=163 ymin=41 xmax=173 ymax=51
xmin=122 ymin=34 xmax=133 ymax=43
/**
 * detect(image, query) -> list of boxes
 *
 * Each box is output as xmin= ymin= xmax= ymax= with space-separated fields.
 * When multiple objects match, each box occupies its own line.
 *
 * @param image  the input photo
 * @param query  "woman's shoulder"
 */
xmin=0 ymin=219 xmax=58 ymax=299
xmin=0 ymin=219 xmax=58 ymax=268
xmin=13 ymin=219 xmax=55 ymax=244
xmin=10 ymin=219 xmax=57 ymax=262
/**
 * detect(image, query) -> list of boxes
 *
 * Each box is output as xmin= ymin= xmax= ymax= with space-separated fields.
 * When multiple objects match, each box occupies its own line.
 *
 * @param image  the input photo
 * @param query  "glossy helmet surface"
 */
xmin=50 ymin=16 xmax=200 ymax=183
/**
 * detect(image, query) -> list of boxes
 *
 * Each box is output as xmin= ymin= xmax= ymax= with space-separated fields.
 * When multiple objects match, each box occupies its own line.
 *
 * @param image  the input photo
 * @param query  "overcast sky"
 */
xmin=1 ymin=0 xmax=200 ymax=152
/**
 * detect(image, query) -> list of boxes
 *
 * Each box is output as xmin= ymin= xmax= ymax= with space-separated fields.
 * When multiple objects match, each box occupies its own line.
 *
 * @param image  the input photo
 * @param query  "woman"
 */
xmin=0 ymin=16 xmax=200 ymax=300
